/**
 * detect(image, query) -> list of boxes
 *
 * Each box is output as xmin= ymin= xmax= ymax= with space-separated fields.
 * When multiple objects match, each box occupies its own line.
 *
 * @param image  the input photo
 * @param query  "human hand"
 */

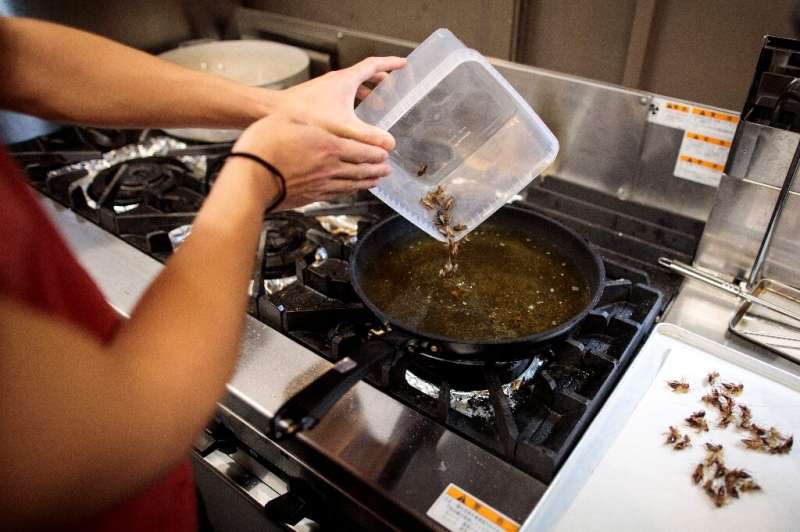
xmin=271 ymin=56 xmax=407 ymax=151
xmin=232 ymin=113 xmax=390 ymax=209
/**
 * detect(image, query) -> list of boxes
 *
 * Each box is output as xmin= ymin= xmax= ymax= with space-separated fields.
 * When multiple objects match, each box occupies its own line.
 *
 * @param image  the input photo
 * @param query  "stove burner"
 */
xmin=80 ymin=128 xmax=144 ymax=151
xmin=266 ymin=223 xmax=306 ymax=253
xmin=260 ymin=212 xmax=324 ymax=279
xmin=87 ymin=157 xmax=188 ymax=207
xmin=405 ymin=358 xmax=544 ymax=419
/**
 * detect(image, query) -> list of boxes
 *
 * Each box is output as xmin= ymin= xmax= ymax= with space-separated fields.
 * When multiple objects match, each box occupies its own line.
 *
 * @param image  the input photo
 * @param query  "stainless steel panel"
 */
xmin=234 ymin=8 xmax=730 ymax=223
xmin=694 ymin=175 xmax=800 ymax=288
xmin=192 ymin=452 xmax=287 ymax=532
xmin=38 ymin=197 xmax=161 ymax=316
xmin=663 ymin=277 xmax=800 ymax=379
xmin=493 ymin=60 xmax=648 ymax=198
xmin=224 ymin=320 xmax=547 ymax=526
xmin=727 ymin=121 xmax=800 ymax=191
xmin=42 ymin=192 xmax=546 ymax=527
xmin=636 ymin=119 xmax=719 ymax=222
xmin=730 ymin=279 xmax=800 ymax=364
xmin=202 ymin=449 xmax=281 ymax=506
xmin=494 ymin=62 xmax=720 ymax=220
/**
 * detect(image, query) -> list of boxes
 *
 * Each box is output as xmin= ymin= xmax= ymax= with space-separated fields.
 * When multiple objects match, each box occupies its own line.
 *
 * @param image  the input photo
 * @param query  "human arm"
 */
xmin=0 ymin=114 xmax=388 ymax=529
xmin=0 ymin=17 xmax=405 ymax=149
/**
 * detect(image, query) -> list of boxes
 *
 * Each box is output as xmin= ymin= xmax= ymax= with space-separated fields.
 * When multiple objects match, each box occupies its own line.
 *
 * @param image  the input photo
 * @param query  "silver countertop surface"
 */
xmin=663 ymin=278 xmax=800 ymax=379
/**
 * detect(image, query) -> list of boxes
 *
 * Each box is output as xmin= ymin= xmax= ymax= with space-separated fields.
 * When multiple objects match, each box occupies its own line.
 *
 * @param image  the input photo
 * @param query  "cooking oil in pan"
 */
xmin=360 ymin=225 xmax=591 ymax=342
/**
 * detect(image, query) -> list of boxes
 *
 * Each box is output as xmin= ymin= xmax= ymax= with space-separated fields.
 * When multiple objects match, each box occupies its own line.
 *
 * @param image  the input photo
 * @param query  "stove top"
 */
xmin=10 ymin=125 xmax=701 ymax=487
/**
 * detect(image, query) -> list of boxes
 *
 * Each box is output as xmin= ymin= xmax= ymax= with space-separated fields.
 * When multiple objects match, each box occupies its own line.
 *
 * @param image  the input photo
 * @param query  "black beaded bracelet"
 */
xmin=223 ymin=151 xmax=287 ymax=212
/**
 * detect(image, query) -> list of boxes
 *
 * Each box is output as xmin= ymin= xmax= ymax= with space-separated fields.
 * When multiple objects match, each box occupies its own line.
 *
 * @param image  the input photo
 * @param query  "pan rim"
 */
xmin=350 ymin=204 xmax=606 ymax=349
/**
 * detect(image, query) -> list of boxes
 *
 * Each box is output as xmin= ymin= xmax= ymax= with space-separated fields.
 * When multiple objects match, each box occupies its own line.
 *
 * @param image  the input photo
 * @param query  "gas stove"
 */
xmin=10 ymin=126 xmax=703 ymax=530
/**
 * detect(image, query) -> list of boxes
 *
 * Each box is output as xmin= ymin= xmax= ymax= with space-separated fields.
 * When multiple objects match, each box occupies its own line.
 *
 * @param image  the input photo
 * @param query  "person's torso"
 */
xmin=0 ymin=146 xmax=196 ymax=531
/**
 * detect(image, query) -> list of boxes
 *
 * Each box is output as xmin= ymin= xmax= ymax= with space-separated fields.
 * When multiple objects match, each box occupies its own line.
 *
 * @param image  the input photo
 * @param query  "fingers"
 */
xmin=326 ymin=120 xmax=396 ymax=151
xmin=350 ymin=56 xmax=407 ymax=84
xmin=337 ymin=138 xmax=388 ymax=164
xmin=356 ymin=84 xmax=372 ymax=101
xmin=333 ymin=162 xmax=391 ymax=180
xmin=324 ymin=177 xmax=382 ymax=197
xmin=368 ymin=72 xmax=389 ymax=84
xmin=356 ymin=72 xmax=390 ymax=101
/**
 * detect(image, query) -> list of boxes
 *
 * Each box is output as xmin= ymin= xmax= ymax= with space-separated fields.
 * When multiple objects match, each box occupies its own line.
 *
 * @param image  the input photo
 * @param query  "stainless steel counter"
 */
xmin=663 ymin=278 xmax=800 ymax=379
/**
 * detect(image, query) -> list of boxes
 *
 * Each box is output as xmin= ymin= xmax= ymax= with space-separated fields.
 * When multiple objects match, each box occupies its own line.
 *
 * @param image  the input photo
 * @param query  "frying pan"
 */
xmin=270 ymin=206 xmax=605 ymax=439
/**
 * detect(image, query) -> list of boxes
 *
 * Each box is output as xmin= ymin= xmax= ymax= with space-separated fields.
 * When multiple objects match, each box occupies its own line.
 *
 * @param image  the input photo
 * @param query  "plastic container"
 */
xmin=356 ymin=29 xmax=559 ymax=242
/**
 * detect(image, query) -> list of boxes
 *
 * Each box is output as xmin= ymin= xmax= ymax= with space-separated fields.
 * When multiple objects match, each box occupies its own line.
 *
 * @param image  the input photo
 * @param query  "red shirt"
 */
xmin=0 ymin=147 xmax=197 ymax=531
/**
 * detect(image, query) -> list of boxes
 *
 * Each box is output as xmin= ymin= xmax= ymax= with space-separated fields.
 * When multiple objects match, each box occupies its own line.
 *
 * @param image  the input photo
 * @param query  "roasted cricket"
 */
xmin=741 ymin=438 xmax=764 ymax=451
xmin=720 ymin=381 xmax=744 ymax=396
xmin=420 ymin=185 xmax=466 ymax=277
xmin=667 ymin=379 xmax=690 ymax=393
xmin=704 ymin=442 xmax=724 ymax=467
xmin=692 ymin=463 xmax=705 ymax=485
xmin=686 ymin=410 xmax=709 ymax=432
xmin=673 ymin=434 xmax=691 ymax=450
xmin=737 ymin=404 xmax=752 ymax=429
xmin=664 ymin=425 xmax=681 ymax=445
xmin=703 ymin=479 xmax=727 ymax=508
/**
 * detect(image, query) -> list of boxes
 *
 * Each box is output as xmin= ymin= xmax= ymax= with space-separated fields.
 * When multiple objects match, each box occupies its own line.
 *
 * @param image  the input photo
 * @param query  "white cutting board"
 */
xmin=548 ymin=325 xmax=800 ymax=532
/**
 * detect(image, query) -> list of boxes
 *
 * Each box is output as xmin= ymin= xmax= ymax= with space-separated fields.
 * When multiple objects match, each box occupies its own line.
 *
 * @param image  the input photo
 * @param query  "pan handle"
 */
xmin=269 ymin=338 xmax=400 ymax=440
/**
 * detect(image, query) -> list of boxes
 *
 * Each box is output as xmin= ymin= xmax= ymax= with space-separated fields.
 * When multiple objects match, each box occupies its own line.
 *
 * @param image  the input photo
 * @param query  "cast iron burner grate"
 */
xmin=259 ymin=213 xmax=329 ymax=279
xmin=65 ymin=157 xmax=207 ymax=259
xmin=262 ymin=241 xmax=663 ymax=483
xmin=87 ymin=157 xmax=188 ymax=208
xmin=9 ymin=128 xmax=216 ymax=260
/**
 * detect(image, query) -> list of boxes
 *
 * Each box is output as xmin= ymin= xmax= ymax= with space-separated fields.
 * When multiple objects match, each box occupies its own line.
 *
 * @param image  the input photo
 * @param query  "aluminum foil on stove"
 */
xmin=405 ymin=356 xmax=545 ymax=419
xmin=46 ymin=135 xmax=209 ymax=210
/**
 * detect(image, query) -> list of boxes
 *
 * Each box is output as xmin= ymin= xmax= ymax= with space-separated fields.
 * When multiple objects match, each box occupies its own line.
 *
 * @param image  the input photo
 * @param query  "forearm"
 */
xmin=113 ymin=158 xmax=274 ymax=458
xmin=0 ymin=17 xmax=276 ymax=129
xmin=0 ymin=159 xmax=275 ymax=527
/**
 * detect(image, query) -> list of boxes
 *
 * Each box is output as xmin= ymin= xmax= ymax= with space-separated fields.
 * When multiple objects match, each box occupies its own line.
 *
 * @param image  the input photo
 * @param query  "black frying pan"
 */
xmin=270 ymin=206 xmax=605 ymax=439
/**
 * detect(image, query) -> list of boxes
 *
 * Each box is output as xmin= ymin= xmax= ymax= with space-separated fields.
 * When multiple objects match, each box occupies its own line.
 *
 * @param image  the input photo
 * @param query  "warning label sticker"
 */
xmin=427 ymin=483 xmax=520 ymax=532
xmin=647 ymin=97 xmax=740 ymax=187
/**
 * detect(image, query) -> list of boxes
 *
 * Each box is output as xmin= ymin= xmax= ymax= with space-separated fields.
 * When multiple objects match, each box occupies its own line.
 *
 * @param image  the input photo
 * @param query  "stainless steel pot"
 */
xmin=158 ymin=39 xmax=310 ymax=142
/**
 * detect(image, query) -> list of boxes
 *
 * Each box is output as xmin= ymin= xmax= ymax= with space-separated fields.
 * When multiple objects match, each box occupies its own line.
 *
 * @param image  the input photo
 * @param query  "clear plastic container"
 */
xmin=356 ymin=29 xmax=559 ymax=242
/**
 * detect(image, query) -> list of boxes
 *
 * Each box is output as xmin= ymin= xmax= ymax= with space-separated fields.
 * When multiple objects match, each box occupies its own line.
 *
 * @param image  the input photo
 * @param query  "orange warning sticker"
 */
xmin=428 ymin=483 xmax=520 ymax=532
xmin=648 ymin=97 xmax=739 ymax=186
xmin=679 ymin=154 xmax=725 ymax=172
xmin=691 ymin=107 xmax=740 ymax=124
xmin=666 ymin=102 xmax=689 ymax=113
xmin=685 ymin=131 xmax=732 ymax=148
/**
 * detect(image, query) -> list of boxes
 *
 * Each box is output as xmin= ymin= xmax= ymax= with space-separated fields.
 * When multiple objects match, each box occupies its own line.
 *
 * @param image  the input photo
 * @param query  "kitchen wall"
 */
xmin=3 ymin=0 xmax=795 ymax=110
xmin=248 ymin=0 xmax=800 ymax=111
xmin=240 ymin=0 xmax=518 ymax=58
xmin=0 ymin=0 xmax=236 ymax=52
